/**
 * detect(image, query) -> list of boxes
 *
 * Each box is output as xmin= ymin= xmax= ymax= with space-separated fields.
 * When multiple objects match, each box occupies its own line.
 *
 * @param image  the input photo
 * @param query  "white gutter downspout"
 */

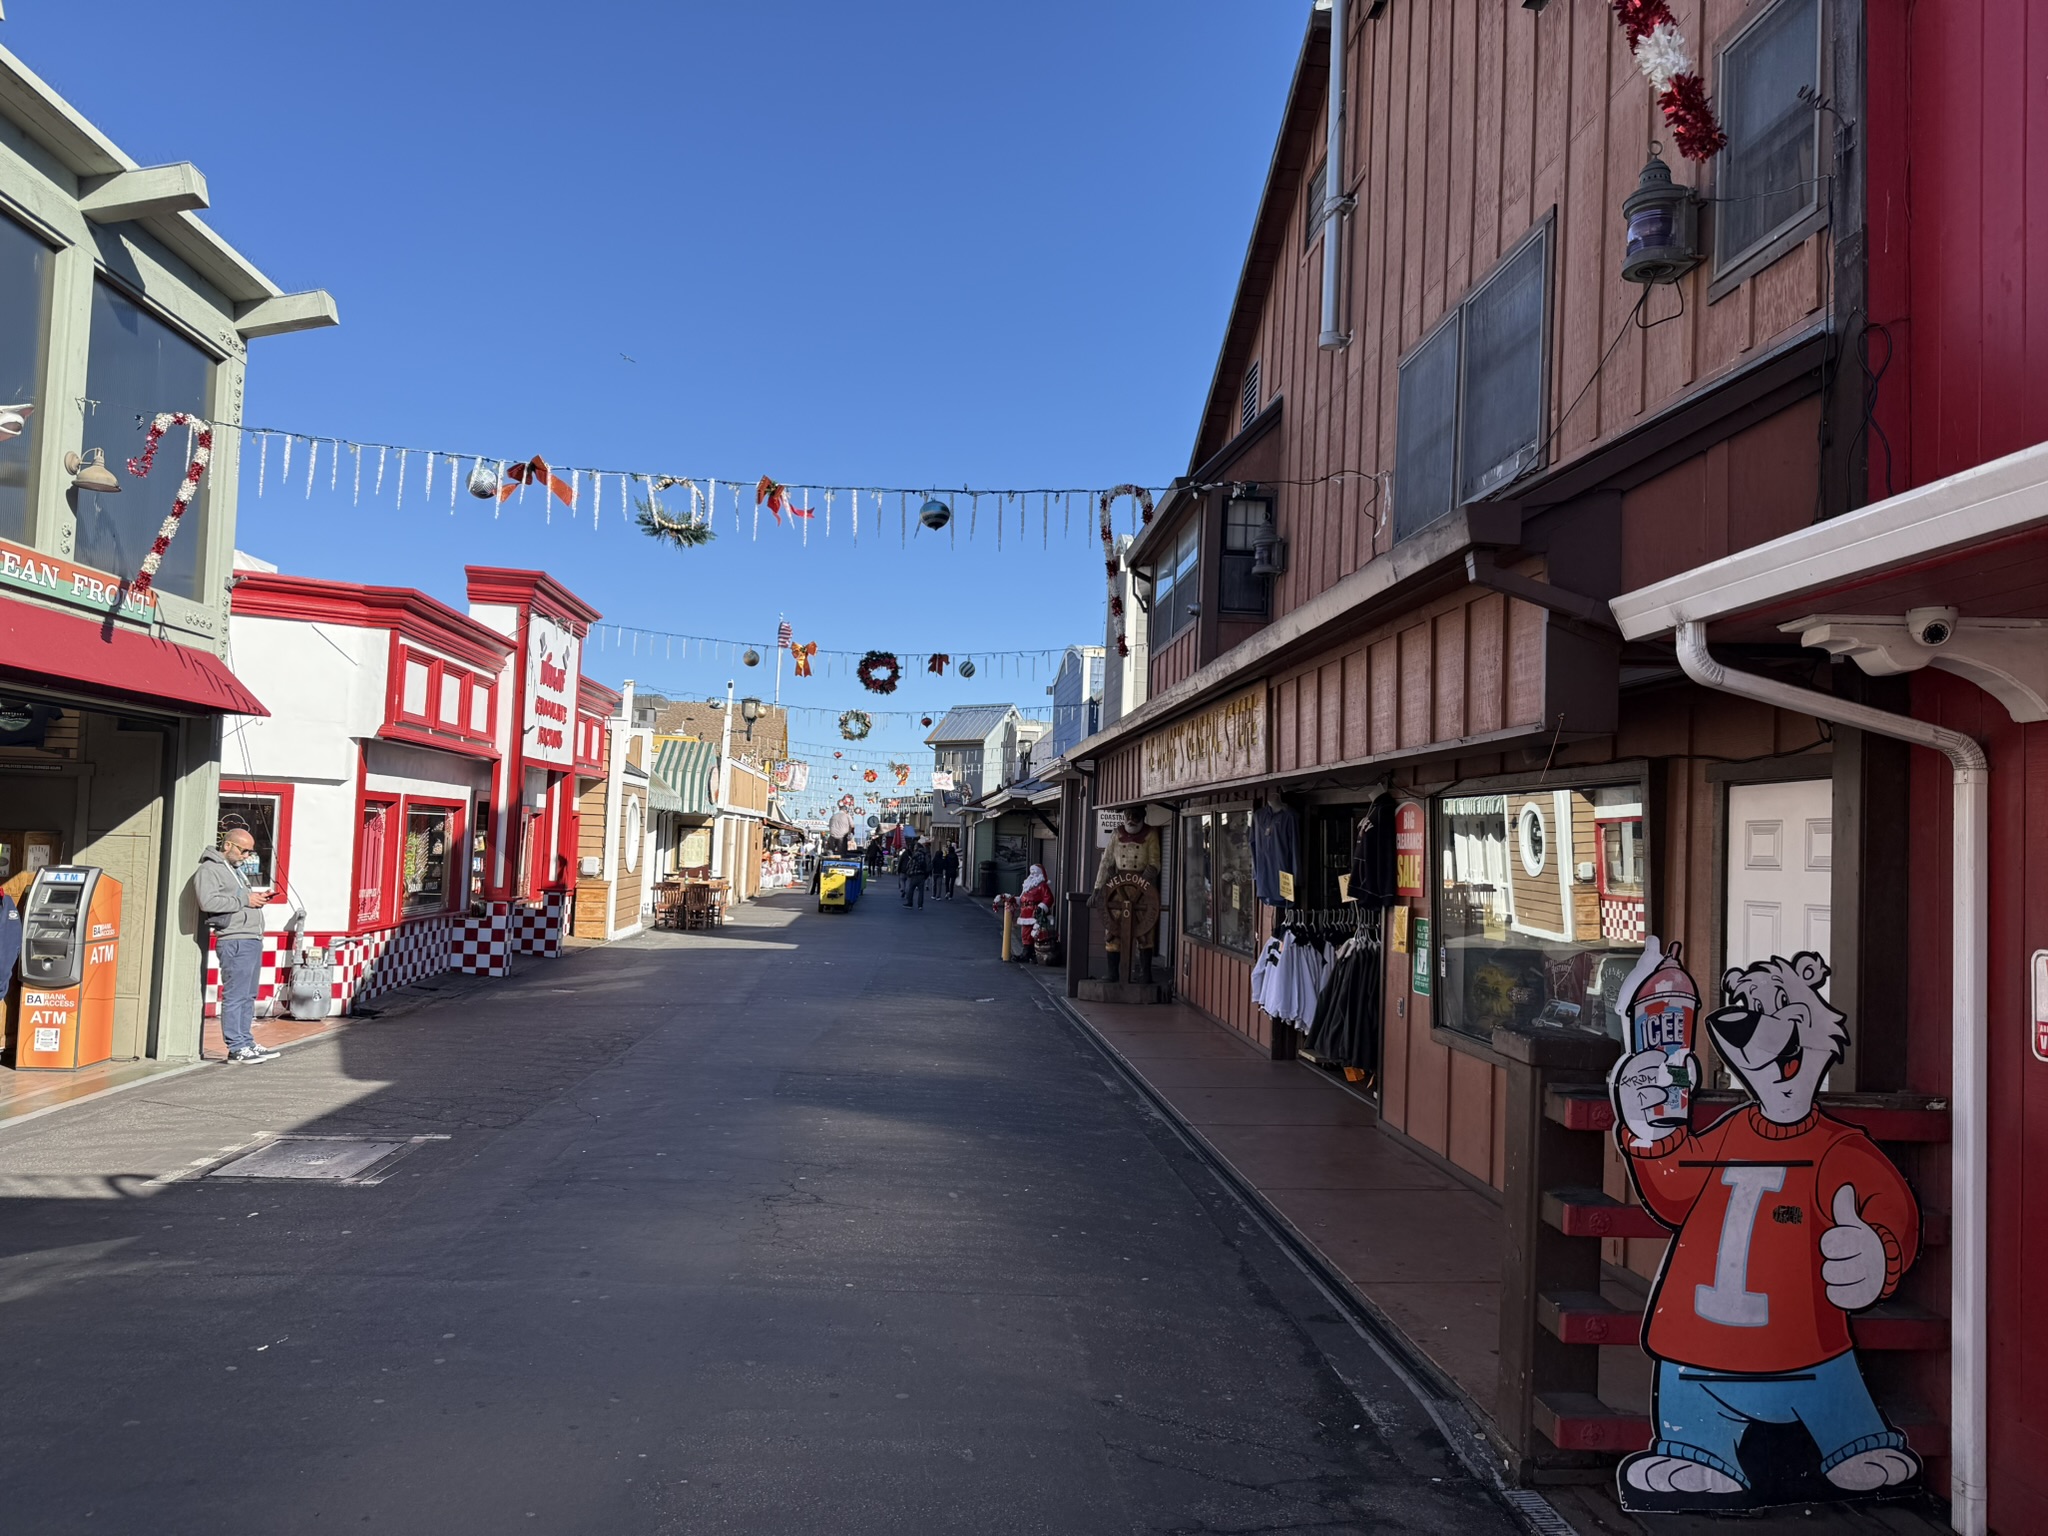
xmin=1676 ymin=621 xmax=1988 ymax=1536
xmin=1318 ymin=0 xmax=1352 ymax=350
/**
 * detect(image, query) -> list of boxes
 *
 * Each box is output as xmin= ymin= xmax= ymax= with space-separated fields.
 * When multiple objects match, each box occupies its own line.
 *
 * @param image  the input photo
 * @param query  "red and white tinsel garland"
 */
xmin=1611 ymin=0 xmax=1726 ymax=161
xmin=1099 ymin=484 xmax=1155 ymax=657
xmin=124 ymin=411 xmax=214 ymax=596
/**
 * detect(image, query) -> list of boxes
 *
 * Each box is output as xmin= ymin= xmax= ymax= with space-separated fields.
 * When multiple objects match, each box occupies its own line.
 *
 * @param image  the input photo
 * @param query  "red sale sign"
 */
xmin=1394 ymin=800 xmax=1426 ymax=897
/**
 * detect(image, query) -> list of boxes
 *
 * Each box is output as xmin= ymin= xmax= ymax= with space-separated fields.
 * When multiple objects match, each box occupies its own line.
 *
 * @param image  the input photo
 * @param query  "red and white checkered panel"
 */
xmin=204 ymin=930 xmax=349 ymax=1019
xmin=1601 ymin=896 xmax=1646 ymax=944
xmin=507 ymin=892 xmax=564 ymax=959
xmin=350 ymin=913 xmax=462 ymax=1005
xmin=456 ymin=902 xmax=511 ymax=977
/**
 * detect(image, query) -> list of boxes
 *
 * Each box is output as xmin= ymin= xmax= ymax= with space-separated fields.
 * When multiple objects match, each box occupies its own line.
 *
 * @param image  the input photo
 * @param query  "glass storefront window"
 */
xmin=218 ymin=793 xmax=283 ymax=889
xmin=0 ymin=214 xmax=53 ymax=544
xmin=403 ymin=806 xmax=455 ymax=915
xmin=75 ymin=283 xmax=215 ymax=600
xmin=1434 ymin=783 xmax=1648 ymax=1042
xmin=1181 ymin=814 xmax=1213 ymax=944
xmin=1181 ymin=808 xmax=1256 ymax=957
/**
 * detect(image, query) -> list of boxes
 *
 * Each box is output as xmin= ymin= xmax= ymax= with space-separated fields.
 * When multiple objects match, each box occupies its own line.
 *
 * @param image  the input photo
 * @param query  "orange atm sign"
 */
xmin=20 ymin=990 xmax=73 ymax=1056
xmin=1395 ymin=801 xmax=1426 ymax=897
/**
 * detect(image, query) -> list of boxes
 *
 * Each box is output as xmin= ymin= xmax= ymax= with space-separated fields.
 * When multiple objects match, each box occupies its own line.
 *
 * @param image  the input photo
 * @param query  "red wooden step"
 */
xmin=1541 ymin=1292 xmax=1946 ymax=1352
xmin=1544 ymin=1086 xmax=1950 ymax=1142
xmin=1534 ymin=1394 xmax=1947 ymax=1459
xmin=1542 ymin=1186 xmax=1668 ymax=1240
xmin=1533 ymin=1392 xmax=1652 ymax=1453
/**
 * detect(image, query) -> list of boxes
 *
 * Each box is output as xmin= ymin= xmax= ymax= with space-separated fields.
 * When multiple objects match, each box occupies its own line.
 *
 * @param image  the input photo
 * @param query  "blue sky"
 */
xmin=5 ymin=1 xmax=1302 ymax=796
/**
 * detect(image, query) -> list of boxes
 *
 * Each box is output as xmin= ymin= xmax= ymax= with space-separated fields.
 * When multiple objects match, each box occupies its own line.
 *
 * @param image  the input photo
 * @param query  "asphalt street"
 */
xmin=0 ymin=890 xmax=1516 ymax=1535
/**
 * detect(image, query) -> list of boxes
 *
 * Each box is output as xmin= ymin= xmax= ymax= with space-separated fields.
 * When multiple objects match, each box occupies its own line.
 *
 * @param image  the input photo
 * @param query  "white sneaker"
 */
xmin=225 ymin=1047 xmax=270 ymax=1064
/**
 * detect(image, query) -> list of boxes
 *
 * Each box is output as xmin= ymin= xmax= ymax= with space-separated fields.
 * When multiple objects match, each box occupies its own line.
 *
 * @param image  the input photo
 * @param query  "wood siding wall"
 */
xmin=1150 ymin=624 xmax=1200 ymax=696
xmin=1179 ymin=937 xmax=1265 ymax=1048
xmin=1270 ymin=584 xmax=1547 ymax=775
xmin=1099 ymin=742 xmax=1143 ymax=807
xmin=1228 ymin=0 xmax=1831 ymax=625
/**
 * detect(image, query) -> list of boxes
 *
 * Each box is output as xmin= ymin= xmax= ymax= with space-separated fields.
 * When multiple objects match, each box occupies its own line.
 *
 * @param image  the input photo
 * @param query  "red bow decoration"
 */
xmin=791 ymin=640 xmax=817 ymax=677
xmin=926 ymin=653 xmax=949 ymax=674
xmin=755 ymin=476 xmax=814 ymax=523
xmin=500 ymin=456 xmax=575 ymax=508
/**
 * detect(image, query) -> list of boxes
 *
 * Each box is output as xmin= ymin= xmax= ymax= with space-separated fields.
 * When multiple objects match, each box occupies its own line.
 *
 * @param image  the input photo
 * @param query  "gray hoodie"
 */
xmin=191 ymin=846 xmax=262 ymax=940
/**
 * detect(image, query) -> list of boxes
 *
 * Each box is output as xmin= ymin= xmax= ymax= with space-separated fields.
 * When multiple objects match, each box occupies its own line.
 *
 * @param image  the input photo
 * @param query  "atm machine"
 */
xmin=7 ymin=866 xmax=121 ymax=1070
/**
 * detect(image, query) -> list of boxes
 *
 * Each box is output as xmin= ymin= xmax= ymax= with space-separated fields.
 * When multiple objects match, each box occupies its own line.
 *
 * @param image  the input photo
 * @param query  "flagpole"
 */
xmin=774 ymin=612 xmax=785 ymax=706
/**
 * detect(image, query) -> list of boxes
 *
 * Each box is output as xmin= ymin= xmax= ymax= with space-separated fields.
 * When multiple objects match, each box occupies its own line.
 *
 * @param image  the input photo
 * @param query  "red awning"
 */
xmin=0 ymin=598 xmax=269 ymax=717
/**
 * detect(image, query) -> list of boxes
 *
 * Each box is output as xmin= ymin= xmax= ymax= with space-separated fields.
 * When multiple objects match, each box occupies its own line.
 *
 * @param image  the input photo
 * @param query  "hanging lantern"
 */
xmin=1620 ymin=150 xmax=1702 ymax=286
xmin=919 ymin=497 xmax=952 ymax=531
xmin=467 ymin=460 xmax=500 ymax=499
xmin=743 ymin=648 xmax=762 ymax=667
xmin=959 ymin=659 xmax=977 ymax=678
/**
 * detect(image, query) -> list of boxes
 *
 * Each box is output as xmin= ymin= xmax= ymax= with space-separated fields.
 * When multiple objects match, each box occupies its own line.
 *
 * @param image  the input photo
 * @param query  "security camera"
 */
xmin=1906 ymin=606 xmax=1960 ymax=648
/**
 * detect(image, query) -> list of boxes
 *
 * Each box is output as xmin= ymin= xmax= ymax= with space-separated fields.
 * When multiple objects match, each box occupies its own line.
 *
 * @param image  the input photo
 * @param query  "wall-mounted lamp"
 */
xmin=1620 ymin=149 xmax=1702 ymax=286
xmin=64 ymin=447 xmax=121 ymax=495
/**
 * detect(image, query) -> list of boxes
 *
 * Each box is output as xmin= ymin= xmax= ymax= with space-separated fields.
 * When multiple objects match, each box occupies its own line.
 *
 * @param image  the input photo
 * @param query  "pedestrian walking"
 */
xmin=939 ymin=845 xmax=959 ymax=899
xmin=902 ymin=842 xmax=931 ymax=908
xmin=191 ymin=825 xmax=277 ymax=1063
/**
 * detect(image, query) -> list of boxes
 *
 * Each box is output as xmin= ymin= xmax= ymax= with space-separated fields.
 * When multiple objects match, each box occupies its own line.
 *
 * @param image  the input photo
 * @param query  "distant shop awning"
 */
xmin=1 ymin=599 xmax=269 ymax=717
xmin=653 ymin=737 xmax=717 ymax=816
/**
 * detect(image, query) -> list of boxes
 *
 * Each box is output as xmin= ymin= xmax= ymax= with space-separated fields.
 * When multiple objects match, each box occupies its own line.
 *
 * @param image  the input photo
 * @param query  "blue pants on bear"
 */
xmin=1653 ymin=1352 xmax=1906 ymax=1485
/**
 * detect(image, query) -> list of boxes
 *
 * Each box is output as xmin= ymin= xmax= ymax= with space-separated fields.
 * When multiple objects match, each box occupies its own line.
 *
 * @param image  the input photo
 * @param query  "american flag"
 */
xmin=777 ymin=620 xmax=793 ymax=649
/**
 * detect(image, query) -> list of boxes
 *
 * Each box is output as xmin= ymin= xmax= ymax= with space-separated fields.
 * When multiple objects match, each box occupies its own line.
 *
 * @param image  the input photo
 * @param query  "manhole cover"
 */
xmin=208 ymin=1137 xmax=411 ymax=1182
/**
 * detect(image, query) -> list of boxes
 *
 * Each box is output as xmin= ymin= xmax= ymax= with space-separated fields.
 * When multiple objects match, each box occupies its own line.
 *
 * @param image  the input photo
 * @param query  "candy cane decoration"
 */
xmin=1098 ymin=484 xmax=1155 ymax=657
xmin=124 ymin=411 xmax=213 ymax=597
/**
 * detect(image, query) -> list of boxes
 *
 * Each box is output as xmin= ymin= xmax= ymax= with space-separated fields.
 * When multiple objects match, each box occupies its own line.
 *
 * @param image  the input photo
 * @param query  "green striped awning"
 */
xmin=654 ymin=737 xmax=718 ymax=816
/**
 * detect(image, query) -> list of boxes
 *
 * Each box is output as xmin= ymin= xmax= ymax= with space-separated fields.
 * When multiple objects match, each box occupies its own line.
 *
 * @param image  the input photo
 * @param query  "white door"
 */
xmin=1725 ymin=779 xmax=1833 ymax=982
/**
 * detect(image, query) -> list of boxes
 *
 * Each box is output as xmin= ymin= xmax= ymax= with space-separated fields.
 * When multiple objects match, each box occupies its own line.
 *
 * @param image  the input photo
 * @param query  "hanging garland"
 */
xmin=838 ymin=709 xmax=874 ymax=741
xmin=857 ymin=650 xmax=902 ymax=694
xmin=1610 ymin=0 xmax=1726 ymax=160
xmin=1098 ymin=484 xmax=1155 ymax=657
xmin=125 ymin=412 xmax=214 ymax=597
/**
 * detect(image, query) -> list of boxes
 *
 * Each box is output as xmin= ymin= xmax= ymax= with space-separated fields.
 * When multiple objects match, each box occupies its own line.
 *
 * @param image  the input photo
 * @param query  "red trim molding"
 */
xmin=232 ymin=571 xmax=514 ymax=673
xmin=463 ymin=565 xmax=602 ymax=631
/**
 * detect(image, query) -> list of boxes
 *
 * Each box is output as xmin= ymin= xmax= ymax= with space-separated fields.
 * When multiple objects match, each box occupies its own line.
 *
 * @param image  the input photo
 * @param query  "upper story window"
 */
xmin=1150 ymin=520 xmax=1201 ymax=646
xmin=1392 ymin=225 xmax=1550 ymax=541
xmin=389 ymin=644 xmax=494 ymax=747
xmin=1714 ymin=0 xmax=1823 ymax=274
xmin=1219 ymin=494 xmax=1272 ymax=616
xmin=0 ymin=214 xmax=53 ymax=545
xmin=75 ymin=283 xmax=215 ymax=600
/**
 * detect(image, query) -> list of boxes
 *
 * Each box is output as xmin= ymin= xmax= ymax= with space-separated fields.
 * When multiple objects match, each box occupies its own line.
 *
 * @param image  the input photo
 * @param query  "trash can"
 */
xmin=976 ymin=860 xmax=998 ymax=899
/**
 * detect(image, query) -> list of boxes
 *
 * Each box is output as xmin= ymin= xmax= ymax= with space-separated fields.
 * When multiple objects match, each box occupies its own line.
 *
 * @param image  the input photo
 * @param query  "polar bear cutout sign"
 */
xmin=1608 ymin=940 xmax=1922 ymax=1513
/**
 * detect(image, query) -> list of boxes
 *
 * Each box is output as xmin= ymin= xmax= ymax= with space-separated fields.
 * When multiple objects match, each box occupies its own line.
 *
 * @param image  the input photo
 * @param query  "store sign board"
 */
xmin=1395 ymin=801 xmax=1426 ymax=896
xmin=523 ymin=614 xmax=580 ymax=768
xmin=0 ymin=536 xmax=156 ymax=619
xmin=1140 ymin=687 xmax=1264 ymax=796
xmin=931 ymin=770 xmax=956 ymax=791
xmin=1411 ymin=917 xmax=1432 ymax=995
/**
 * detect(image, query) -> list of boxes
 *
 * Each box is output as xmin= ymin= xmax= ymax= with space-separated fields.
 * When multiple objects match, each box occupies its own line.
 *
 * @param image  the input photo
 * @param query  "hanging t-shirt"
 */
xmin=1252 ymin=804 xmax=1300 ymax=906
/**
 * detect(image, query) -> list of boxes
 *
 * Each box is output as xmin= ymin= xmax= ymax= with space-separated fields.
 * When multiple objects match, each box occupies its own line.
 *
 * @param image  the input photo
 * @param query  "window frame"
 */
xmin=217 ymin=779 xmax=295 ymax=906
xmin=1707 ymin=0 xmax=1828 ymax=298
xmin=383 ymin=642 xmax=496 ymax=753
xmin=0 ymin=207 xmax=57 ymax=548
xmin=1179 ymin=804 xmax=1257 ymax=959
xmin=1218 ymin=494 xmax=1273 ymax=617
xmin=399 ymin=796 xmax=466 ymax=918
xmin=1148 ymin=519 xmax=1202 ymax=647
xmin=1391 ymin=219 xmax=1553 ymax=542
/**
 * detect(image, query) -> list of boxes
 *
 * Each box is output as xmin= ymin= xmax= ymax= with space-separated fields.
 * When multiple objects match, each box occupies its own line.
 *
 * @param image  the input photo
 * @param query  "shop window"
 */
xmin=1180 ymin=809 xmax=1255 ymax=957
xmin=402 ymin=804 xmax=457 ymax=915
xmin=1219 ymin=495 xmax=1272 ymax=616
xmin=75 ymin=283 xmax=215 ymax=600
xmin=1393 ymin=224 xmax=1550 ymax=539
xmin=1149 ymin=521 xmax=1201 ymax=646
xmin=400 ymin=657 xmax=431 ymax=719
xmin=0 ymin=213 xmax=53 ymax=545
xmin=1714 ymin=0 xmax=1823 ymax=276
xmin=219 ymin=785 xmax=291 ymax=901
xmin=1432 ymin=781 xmax=1648 ymax=1043
xmin=438 ymin=673 xmax=463 ymax=726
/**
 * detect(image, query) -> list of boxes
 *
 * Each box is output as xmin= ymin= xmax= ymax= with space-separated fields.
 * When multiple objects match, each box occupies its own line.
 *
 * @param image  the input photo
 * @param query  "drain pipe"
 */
xmin=1318 ymin=0 xmax=1352 ymax=349
xmin=1676 ymin=621 xmax=1987 ymax=1536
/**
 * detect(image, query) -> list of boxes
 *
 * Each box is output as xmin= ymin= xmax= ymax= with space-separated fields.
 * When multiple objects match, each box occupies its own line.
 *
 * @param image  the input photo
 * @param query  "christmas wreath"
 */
xmin=857 ymin=650 xmax=902 ymax=694
xmin=863 ymin=769 xmax=879 ymax=783
xmin=838 ymin=709 xmax=873 ymax=741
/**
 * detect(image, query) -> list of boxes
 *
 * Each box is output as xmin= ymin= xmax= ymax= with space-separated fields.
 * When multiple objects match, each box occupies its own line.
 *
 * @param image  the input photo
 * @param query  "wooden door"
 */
xmin=1725 ymin=780 xmax=1833 ymax=976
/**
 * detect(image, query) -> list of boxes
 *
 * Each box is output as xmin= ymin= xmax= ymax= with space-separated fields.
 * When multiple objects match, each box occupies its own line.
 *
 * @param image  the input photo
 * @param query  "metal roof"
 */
xmin=924 ymin=704 xmax=1017 ymax=745
xmin=653 ymin=737 xmax=718 ymax=817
